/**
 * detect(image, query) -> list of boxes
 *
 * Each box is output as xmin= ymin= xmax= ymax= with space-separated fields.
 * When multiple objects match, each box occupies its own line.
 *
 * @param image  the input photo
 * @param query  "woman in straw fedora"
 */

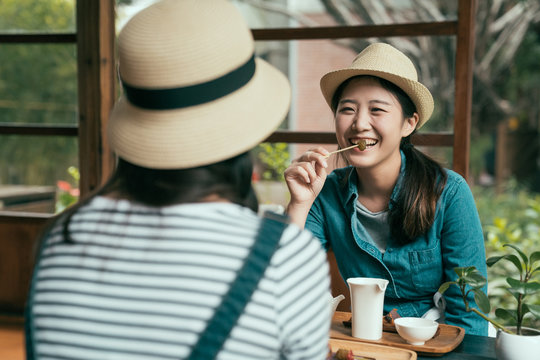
xmin=285 ymin=43 xmax=488 ymax=336
xmin=24 ymin=1 xmax=331 ymax=359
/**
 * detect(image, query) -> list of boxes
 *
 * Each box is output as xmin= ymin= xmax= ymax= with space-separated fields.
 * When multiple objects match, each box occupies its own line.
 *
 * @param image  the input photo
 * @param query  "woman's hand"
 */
xmin=284 ymin=147 xmax=329 ymax=227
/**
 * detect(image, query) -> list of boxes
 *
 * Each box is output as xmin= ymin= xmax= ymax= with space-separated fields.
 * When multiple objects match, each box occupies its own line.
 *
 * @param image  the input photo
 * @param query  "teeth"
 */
xmin=354 ymin=139 xmax=377 ymax=147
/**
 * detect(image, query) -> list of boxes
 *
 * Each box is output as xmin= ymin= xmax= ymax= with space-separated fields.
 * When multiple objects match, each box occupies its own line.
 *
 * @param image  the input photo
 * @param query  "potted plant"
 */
xmin=438 ymin=244 xmax=540 ymax=360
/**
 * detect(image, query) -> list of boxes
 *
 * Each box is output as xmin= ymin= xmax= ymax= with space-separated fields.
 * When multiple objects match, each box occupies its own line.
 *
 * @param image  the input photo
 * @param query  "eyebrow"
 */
xmin=338 ymin=99 xmax=392 ymax=106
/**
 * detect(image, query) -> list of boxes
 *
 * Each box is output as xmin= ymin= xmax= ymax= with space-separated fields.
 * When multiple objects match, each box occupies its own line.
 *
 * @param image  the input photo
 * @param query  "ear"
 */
xmin=401 ymin=113 xmax=419 ymax=137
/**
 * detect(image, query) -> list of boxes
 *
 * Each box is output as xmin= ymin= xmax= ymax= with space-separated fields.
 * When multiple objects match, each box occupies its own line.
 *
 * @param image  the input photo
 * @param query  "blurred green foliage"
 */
xmin=55 ymin=166 xmax=79 ymax=213
xmin=0 ymin=0 xmax=78 ymax=187
xmin=255 ymin=143 xmax=290 ymax=181
xmin=474 ymin=183 xmax=540 ymax=329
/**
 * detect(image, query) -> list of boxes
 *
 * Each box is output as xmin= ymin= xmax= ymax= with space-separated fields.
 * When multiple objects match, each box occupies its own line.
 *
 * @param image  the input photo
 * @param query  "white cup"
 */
xmin=347 ymin=277 xmax=389 ymax=340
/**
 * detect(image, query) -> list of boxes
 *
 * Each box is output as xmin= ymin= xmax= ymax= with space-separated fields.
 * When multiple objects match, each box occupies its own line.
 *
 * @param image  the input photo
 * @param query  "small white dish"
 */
xmin=394 ymin=317 xmax=439 ymax=345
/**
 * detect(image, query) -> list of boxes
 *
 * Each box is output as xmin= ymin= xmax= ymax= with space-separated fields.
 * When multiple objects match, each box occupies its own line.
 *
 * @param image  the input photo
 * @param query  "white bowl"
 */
xmin=394 ymin=317 xmax=439 ymax=345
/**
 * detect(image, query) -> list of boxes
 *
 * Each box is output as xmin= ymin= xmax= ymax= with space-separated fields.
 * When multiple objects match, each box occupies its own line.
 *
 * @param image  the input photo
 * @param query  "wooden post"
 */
xmin=76 ymin=0 xmax=116 ymax=197
xmin=495 ymin=120 xmax=508 ymax=193
xmin=453 ymin=0 xmax=476 ymax=181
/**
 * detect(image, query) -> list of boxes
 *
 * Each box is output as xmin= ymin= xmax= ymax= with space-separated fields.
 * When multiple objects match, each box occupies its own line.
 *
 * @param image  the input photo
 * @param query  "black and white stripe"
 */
xmin=29 ymin=197 xmax=331 ymax=360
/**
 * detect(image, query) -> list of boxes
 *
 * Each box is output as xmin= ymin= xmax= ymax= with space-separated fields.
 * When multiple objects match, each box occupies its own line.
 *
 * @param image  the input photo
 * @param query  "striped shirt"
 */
xmin=27 ymin=197 xmax=331 ymax=360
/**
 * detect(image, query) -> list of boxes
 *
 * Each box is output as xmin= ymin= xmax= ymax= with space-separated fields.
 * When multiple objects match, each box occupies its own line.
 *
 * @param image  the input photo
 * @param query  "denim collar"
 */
xmin=342 ymin=150 xmax=406 ymax=210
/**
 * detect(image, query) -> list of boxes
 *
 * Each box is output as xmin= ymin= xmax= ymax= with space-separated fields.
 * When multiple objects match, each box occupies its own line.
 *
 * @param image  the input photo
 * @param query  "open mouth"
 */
xmin=351 ymin=139 xmax=378 ymax=149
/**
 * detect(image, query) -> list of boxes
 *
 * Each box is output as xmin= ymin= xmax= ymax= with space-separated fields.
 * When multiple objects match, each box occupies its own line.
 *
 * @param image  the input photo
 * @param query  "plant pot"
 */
xmin=495 ymin=327 xmax=540 ymax=360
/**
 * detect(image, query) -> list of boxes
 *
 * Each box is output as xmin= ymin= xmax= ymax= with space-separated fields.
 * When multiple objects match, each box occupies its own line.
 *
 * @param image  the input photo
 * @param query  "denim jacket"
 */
xmin=306 ymin=152 xmax=488 ymax=335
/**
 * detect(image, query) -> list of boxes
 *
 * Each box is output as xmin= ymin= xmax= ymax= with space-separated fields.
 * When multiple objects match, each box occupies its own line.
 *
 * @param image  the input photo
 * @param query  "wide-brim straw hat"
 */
xmin=320 ymin=43 xmax=434 ymax=128
xmin=108 ymin=0 xmax=291 ymax=169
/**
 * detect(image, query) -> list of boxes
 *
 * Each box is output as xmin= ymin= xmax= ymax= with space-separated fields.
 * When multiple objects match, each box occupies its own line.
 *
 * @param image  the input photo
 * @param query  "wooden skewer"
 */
xmin=324 ymin=140 xmax=366 ymax=158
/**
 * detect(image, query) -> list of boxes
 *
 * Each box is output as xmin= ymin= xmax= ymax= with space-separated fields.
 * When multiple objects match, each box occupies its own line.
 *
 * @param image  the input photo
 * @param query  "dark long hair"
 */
xmin=59 ymin=152 xmax=258 ymax=243
xmin=332 ymin=75 xmax=447 ymax=243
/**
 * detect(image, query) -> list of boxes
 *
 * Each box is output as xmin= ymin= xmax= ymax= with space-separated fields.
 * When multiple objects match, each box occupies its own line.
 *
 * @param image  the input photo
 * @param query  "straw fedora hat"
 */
xmin=108 ymin=0 xmax=291 ymax=169
xmin=320 ymin=42 xmax=434 ymax=128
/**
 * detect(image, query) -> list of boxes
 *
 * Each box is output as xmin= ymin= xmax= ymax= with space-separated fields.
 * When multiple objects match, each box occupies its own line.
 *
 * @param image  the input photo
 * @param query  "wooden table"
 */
xmin=417 ymin=334 xmax=496 ymax=359
xmin=331 ymin=311 xmax=497 ymax=359
xmin=0 ymin=316 xmax=24 ymax=360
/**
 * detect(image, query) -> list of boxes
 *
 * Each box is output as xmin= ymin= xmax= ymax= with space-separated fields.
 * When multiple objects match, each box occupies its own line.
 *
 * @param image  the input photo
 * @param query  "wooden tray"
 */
xmin=329 ymin=338 xmax=417 ymax=360
xmin=331 ymin=311 xmax=465 ymax=356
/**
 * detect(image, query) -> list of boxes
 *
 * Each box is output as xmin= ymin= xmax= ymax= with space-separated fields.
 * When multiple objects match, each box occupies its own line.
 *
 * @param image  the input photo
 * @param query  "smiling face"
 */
xmin=334 ymin=76 xmax=418 ymax=170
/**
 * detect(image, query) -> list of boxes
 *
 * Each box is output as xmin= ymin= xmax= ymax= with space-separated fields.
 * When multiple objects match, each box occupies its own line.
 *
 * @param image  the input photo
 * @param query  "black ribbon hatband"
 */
xmin=122 ymin=54 xmax=256 ymax=110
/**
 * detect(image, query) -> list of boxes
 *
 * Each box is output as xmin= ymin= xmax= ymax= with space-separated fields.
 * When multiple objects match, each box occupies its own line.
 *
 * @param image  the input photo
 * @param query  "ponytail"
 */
xmin=388 ymin=136 xmax=447 ymax=243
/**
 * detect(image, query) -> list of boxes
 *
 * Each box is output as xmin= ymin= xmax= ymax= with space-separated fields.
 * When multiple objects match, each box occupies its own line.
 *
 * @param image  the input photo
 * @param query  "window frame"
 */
xmin=0 ymin=0 xmax=115 ymax=219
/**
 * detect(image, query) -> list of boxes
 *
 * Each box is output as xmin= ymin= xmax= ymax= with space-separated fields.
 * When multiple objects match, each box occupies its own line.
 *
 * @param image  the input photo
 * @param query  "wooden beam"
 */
xmin=0 ymin=34 xmax=76 ymax=43
xmin=264 ymin=130 xmax=453 ymax=147
xmin=453 ymin=0 xmax=476 ymax=180
xmin=0 ymin=124 xmax=77 ymax=136
xmin=252 ymin=21 xmax=458 ymax=41
xmin=76 ymin=0 xmax=116 ymax=196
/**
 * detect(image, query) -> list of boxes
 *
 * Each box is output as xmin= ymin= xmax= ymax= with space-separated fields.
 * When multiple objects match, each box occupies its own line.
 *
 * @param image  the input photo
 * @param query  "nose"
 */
xmin=352 ymin=109 xmax=370 ymax=131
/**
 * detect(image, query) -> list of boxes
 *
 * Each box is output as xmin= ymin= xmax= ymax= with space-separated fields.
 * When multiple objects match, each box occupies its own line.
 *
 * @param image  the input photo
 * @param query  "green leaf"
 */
xmin=486 ymin=255 xmax=504 ymax=267
xmin=506 ymin=288 xmax=522 ymax=301
xmin=438 ymin=281 xmax=456 ymax=294
xmin=463 ymin=271 xmax=487 ymax=288
xmin=497 ymin=254 xmax=523 ymax=274
xmin=495 ymin=308 xmax=517 ymax=323
xmin=523 ymin=281 xmax=540 ymax=295
xmin=506 ymin=278 xmax=525 ymax=299
xmin=472 ymin=289 xmax=491 ymax=313
xmin=504 ymin=244 xmax=528 ymax=268
xmin=507 ymin=278 xmax=540 ymax=295
xmin=454 ymin=266 xmax=476 ymax=278
xmin=527 ymin=304 xmax=540 ymax=319
xmin=530 ymin=251 xmax=540 ymax=267
xmin=522 ymin=304 xmax=531 ymax=317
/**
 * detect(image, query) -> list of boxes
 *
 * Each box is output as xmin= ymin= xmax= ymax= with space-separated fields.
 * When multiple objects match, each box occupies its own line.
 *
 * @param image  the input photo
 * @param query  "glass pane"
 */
xmin=0 ymin=136 xmax=78 ymax=214
xmin=0 ymin=44 xmax=78 ymax=125
xmin=232 ymin=0 xmax=458 ymax=29
xmin=0 ymin=0 xmax=76 ymax=33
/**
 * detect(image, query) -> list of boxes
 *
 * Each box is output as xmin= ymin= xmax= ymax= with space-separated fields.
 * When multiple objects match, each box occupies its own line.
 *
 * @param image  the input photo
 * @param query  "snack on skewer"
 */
xmin=356 ymin=139 xmax=366 ymax=151
xmin=325 ymin=139 xmax=367 ymax=158
xmin=382 ymin=308 xmax=402 ymax=332
xmin=327 ymin=348 xmax=374 ymax=360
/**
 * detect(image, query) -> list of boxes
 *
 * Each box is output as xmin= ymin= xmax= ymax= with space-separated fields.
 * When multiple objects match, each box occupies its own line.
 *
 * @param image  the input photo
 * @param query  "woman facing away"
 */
xmin=24 ymin=1 xmax=331 ymax=359
xmin=285 ymin=43 xmax=488 ymax=336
